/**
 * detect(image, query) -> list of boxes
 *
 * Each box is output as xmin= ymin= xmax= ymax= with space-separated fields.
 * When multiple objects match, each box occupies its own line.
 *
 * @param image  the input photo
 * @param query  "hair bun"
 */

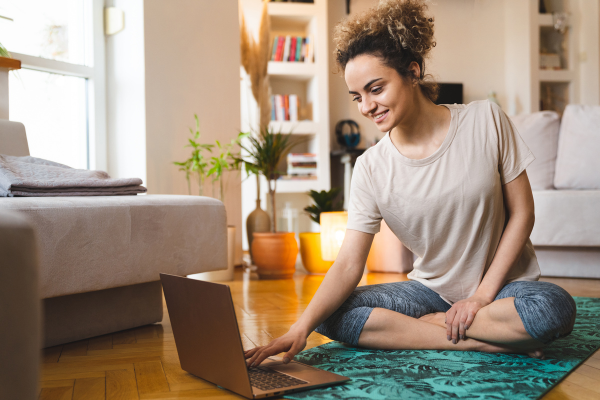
xmin=378 ymin=0 xmax=436 ymax=58
xmin=333 ymin=0 xmax=438 ymax=102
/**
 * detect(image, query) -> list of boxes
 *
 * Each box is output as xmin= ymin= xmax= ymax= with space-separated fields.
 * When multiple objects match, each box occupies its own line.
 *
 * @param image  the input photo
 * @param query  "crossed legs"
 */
xmin=315 ymin=280 xmax=576 ymax=357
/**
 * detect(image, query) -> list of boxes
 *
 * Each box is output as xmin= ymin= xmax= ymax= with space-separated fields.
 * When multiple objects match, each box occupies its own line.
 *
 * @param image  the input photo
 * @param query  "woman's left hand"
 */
xmin=445 ymin=295 xmax=491 ymax=344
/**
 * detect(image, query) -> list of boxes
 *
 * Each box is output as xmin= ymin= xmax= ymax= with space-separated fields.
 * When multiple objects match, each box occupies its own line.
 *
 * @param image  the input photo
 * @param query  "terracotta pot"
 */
xmin=366 ymin=220 xmax=414 ymax=273
xmin=299 ymin=232 xmax=333 ymax=275
xmin=251 ymin=232 xmax=298 ymax=279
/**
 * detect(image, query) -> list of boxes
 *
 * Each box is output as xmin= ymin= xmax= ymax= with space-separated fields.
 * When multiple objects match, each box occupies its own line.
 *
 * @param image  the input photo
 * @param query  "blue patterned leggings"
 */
xmin=315 ymin=280 xmax=576 ymax=346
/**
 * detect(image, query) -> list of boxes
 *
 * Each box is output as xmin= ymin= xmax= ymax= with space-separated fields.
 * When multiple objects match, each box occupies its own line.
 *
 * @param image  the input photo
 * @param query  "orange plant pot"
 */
xmin=251 ymin=232 xmax=298 ymax=279
xmin=366 ymin=220 xmax=414 ymax=273
xmin=299 ymin=232 xmax=334 ymax=275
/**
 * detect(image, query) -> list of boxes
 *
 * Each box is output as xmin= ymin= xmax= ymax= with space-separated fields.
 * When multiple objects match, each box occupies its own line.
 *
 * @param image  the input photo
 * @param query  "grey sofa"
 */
xmin=0 ymin=120 xmax=228 ymax=347
xmin=0 ymin=210 xmax=40 ymax=400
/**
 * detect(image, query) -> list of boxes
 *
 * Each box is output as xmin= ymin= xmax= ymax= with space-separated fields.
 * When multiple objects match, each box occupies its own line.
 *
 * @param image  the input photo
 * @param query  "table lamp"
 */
xmin=320 ymin=211 xmax=348 ymax=261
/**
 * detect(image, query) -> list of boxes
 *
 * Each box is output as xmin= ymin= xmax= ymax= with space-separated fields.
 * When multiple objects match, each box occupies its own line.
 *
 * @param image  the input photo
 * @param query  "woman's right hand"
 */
xmin=244 ymin=327 xmax=308 ymax=367
xmin=244 ymin=230 xmax=373 ymax=368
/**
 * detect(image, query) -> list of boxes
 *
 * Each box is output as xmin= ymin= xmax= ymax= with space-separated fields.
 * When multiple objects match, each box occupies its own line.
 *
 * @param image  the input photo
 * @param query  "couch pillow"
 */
xmin=510 ymin=111 xmax=560 ymax=190
xmin=554 ymin=105 xmax=600 ymax=190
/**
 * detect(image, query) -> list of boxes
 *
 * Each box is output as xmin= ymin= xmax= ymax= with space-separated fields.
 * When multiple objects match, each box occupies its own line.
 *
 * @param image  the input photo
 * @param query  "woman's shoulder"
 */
xmin=448 ymin=100 xmax=509 ymax=135
xmin=445 ymin=99 xmax=502 ymax=116
xmin=355 ymin=135 xmax=391 ymax=169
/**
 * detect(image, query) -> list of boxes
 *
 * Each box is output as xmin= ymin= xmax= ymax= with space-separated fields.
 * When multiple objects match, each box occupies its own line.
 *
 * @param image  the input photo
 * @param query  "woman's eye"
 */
xmin=352 ymin=96 xmax=361 ymax=102
xmin=372 ymin=87 xmax=382 ymax=94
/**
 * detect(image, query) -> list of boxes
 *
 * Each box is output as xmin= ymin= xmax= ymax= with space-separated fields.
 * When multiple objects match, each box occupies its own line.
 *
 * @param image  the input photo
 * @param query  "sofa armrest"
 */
xmin=0 ymin=210 xmax=40 ymax=400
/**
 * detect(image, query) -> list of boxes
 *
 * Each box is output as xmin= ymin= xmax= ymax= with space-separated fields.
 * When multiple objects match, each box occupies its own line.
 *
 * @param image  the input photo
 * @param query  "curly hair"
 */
xmin=333 ymin=0 xmax=439 ymax=102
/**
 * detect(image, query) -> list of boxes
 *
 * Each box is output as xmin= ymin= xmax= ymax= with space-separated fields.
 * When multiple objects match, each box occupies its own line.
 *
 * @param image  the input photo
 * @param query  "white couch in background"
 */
xmin=512 ymin=105 xmax=600 ymax=278
xmin=0 ymin=120 xmax=228 ymax=347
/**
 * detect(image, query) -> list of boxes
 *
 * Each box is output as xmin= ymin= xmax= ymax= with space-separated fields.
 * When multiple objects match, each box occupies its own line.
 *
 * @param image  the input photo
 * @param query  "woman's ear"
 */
xmin=408 ymin=61 xmax=421 ymax=86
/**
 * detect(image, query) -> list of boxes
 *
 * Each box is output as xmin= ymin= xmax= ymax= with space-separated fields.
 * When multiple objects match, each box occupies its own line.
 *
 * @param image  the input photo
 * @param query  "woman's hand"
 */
xmin=445 ymin=295 xmax=491 ymax=344
xmin=244 ymin=327 xmax=308 ymax=367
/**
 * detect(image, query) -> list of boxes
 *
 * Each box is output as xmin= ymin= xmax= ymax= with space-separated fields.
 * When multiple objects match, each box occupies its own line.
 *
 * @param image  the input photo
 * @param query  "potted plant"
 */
xmin=207 ymin=137 xmax=244 ymax=202
xmin=300 ymin=188 xmax=343 ymax=274
xmin=239 ymin=126 xmax=302 ymax=279
xmin=239 ymin=0 xmax=273 ymax=261
xmin=174 ymin=115 xmax=244 ymax=282
xmin=173 ymin=114 xmax=213 ymax=196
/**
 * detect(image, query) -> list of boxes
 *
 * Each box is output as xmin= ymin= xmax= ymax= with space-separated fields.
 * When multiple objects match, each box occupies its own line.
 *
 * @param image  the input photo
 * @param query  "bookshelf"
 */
xmin=240 ymin=0 xmax=330 ymax=247
xmin=505 ymin=0 xmax=586 ymax=116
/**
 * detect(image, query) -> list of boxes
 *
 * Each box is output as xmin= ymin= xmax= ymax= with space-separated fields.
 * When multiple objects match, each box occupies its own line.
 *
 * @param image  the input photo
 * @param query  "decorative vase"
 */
xmin=251 ymin=232 xmax=298 ymax=279
xmin=299 ymin=232 xmax=333 ymax=275
xmin=366 ymin=220 xmax=414 ymax=273
xmin=246 ymin=199 xmax=271 ymax=262
xmin=189 ymin=226 xmax=236 ymax=281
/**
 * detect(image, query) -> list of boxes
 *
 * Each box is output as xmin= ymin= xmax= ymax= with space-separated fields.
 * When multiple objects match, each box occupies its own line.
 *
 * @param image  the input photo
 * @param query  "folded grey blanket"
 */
xmin=0 ymin=155 xmax=147 ymax=197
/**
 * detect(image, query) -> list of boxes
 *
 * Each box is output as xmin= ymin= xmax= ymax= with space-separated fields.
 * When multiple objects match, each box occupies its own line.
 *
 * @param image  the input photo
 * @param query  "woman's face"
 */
xmin=345 ymin=54 xmax=417 ymax=132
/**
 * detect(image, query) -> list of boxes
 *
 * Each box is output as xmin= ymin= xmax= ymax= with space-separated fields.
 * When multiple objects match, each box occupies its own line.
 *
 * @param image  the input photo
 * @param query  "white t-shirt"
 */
xmin=347 ymin=100 xmax=540 ymax=304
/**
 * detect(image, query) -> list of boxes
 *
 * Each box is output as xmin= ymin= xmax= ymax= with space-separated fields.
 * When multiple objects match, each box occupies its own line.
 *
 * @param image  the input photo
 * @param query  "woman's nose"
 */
xmin=360 ymin=97 xmax=376 ymax=116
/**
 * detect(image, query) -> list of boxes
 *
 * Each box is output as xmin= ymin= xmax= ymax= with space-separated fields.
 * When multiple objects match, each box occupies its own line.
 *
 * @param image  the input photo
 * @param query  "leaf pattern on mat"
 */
xmin=286 ymin=297 xmax=600 ymax=400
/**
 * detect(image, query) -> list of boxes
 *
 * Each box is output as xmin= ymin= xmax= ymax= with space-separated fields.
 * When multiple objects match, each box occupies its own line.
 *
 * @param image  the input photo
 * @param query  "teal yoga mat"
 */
xmin=287 ymin=297 xmax=600 ymax=400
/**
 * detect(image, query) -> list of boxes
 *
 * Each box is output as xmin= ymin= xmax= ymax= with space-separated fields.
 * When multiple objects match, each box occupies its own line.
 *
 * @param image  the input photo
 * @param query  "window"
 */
xmin=0 ymin=0 xmax=106 ymax=170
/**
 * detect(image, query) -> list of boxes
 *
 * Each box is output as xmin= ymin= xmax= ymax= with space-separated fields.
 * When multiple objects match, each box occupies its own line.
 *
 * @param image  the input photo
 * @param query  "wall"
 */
xmin=578 ymin=0 xmax=600 ymax=105
xmin=106 ymin=0 xmax=147 ymax=186
xmin=504 ymin=0 xmax=537 ymax=115
xmin=106 ymin=0 xmax=243 ymax=263
xmin=328 ymin=0 xmax=508 ymax=148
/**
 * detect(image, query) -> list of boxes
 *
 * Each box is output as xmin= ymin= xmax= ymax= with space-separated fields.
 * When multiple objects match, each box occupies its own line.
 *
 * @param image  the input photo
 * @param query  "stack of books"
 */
xmin=286 ymin=153 xmax=317 ymax=179
xmin=271 ymin=94 xmax=299 ymax=122
xmin=271 ymin=35 xmax=314 ymax=62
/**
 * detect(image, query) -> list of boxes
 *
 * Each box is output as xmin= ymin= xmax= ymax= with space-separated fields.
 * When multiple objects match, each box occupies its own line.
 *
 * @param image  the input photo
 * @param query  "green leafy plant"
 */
xmin=0 ymin=42 xmax=10 ymax=58
xmin=238 ymin=126 xmax=302 ymax=232
xmin=173 ymin=114 xmax=214 ymax=195
xmin=304 ymin=188 xmax=343 ymax=225
xmin=174 ymin=114 xmax=245 ymax=199
xmin=207 ymin=136 xmax=244 ymax=202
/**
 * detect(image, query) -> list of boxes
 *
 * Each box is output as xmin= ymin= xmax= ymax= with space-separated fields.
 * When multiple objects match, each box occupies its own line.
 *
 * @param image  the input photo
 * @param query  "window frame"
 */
xmin=7 ymin=0 xmax=106 ymax=171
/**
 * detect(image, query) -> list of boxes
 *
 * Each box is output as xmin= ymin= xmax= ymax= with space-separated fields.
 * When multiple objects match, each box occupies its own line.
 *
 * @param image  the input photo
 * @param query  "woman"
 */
xmin=245 ymin=0 xmax=576 ymax=367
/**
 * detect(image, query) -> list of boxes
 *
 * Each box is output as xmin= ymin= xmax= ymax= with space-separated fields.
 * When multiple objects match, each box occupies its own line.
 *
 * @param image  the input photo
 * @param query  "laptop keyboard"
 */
xmin=248 ymin=366 xmax=307 ymax=391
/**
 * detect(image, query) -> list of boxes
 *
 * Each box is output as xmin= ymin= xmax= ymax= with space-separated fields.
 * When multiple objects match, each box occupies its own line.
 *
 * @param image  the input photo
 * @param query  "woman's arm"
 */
xmin=446 ymin=170 xmax=535 ymax=343
xmin=245 ymin=229 xmax=374 ymax=366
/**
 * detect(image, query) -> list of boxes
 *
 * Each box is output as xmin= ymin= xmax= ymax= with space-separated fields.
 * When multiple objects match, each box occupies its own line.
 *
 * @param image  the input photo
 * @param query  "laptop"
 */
xmin=160 ymin=273 xmax=350 ymax=399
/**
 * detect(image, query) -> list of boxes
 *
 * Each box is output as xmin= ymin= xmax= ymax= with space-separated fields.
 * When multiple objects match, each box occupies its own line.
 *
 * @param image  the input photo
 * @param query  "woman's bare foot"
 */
xmin=475 ymin=341 xmax=546 ymax=359
xmin=418 ymin=313 xmax=545 ymax=359
xmin=527 ymin=348 xmax=545 ymax=359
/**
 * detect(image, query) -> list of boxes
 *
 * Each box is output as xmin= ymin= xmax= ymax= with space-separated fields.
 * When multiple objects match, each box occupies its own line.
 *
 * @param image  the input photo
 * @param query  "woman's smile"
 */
xmin=372 ymin=109 xmax=389 ymax=123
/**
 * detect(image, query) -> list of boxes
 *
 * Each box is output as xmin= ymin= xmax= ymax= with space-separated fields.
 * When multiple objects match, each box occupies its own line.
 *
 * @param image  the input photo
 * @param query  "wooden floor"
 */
xmin=40 ymin=269 xmax=600 ymax=400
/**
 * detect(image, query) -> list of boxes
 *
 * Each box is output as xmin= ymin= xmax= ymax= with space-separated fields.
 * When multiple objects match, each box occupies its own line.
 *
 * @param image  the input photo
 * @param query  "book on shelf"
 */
xmin=287 ymin=153 xmax=317 ymax=177
xmin=271 ymin=94 xmax=299 ymax=122
xmin=270 ymin=35 xmax=313 ymax=62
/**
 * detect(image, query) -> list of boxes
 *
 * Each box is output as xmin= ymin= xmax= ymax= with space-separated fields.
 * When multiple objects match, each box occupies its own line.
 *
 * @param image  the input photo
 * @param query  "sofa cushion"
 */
xmin=0 ymin=195 xmax=227 ymax=298
xmin=554 ymin=105 xmax=600 ymax=189
xmin=531 ymin=190 xmax=600 ymax=247
xmin=510 ymin=111 xmax=560 ymax=190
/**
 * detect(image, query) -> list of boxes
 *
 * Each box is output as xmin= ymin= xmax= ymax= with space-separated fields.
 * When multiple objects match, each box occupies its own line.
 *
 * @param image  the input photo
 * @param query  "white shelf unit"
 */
xmin=268 ymin=61 xmax=316 ymax=78
xmin=505 ymin=0 xmax=588 ymax=115
xmin=241 ymin=0 xmax=330 ymax=247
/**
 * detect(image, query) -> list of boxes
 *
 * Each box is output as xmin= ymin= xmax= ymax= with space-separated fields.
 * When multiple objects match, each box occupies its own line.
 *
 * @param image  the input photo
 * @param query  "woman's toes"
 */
xmin=528 ymin=349 xmax=545 ymax=359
